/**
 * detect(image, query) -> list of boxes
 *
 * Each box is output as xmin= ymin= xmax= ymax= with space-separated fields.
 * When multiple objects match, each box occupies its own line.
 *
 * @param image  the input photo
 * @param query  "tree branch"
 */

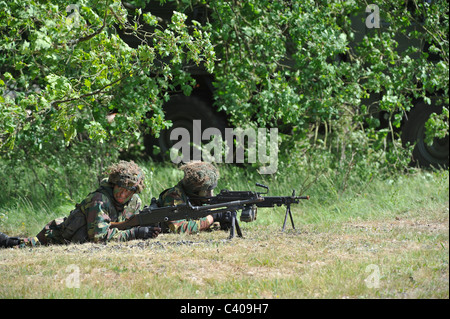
xmin=51 ymin=74 xmax=128 ymax=108
xmin=67 ymin=8 xmax=108 ymax=46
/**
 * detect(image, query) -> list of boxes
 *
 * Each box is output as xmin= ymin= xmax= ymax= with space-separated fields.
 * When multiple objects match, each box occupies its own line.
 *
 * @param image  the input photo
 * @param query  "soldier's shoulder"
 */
xmin=159 ymin=184 xmax=186 ymax=206
xmin=122 ymin=193 xmax=141 ymax=219
xmin=86 ymin=190 xmax=111 ymax=203
xmin=81 ymin=187 xmax=114 ymax=210
xmin=127 ymin=193 xmax=142 ymax=209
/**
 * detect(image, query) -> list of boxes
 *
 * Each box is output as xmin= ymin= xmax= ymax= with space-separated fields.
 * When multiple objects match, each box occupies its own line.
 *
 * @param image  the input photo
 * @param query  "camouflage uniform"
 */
xmin=19 ymin=161 xmax=147 ymax=248
xmin=157 ymin=161 xmax=219 ymax=234
xmin=21 ymin=180 xmax=142 ymax=247
xmin=157 ymin=182 xmax=213 ymax=234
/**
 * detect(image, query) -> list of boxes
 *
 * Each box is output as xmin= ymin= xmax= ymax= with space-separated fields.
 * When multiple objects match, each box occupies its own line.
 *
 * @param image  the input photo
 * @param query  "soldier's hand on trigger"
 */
xmin=213 ymin=211 xmax=233 ymax=230
xmin=134 ymin=226 xmax=161 ymax=240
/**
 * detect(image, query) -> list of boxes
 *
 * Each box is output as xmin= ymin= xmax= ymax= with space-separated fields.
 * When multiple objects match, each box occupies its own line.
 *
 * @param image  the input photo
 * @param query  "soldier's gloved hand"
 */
xmin=0 ymin=232 xmax=20 ymax=248
xmin=134 ymin=226 xmax=161 ymax=240
xmin=213 ymin=211 xmax=233 ymax=231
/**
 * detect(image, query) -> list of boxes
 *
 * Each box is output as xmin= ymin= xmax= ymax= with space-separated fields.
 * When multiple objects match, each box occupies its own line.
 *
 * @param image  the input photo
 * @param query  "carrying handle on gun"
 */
xmin=255 ymin=183 xmax=269 ymax=194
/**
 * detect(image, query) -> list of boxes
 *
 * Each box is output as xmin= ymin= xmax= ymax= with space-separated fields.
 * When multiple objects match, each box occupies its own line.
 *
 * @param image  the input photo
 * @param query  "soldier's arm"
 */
xmin=159 ymin=187 xmax=214 ymax=234
xmin=167 ymin=217 xmax=214 ymax=234
xmin=84 ymin=197 xmax=138 ymax=242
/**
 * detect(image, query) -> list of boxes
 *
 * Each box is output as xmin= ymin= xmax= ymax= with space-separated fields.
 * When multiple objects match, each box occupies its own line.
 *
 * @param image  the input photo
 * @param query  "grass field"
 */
xmin=0 ymin=163 xmax=448 ymax=299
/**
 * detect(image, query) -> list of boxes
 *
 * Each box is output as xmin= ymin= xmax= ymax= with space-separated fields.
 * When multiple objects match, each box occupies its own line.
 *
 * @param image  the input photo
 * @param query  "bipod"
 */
xmin=281 ymin=203 xmax=296 ymax=231
xmin=281 ymin=189 xmax=297 ymax=232
xmin=228 ymin=211 xmax=243 ymax=239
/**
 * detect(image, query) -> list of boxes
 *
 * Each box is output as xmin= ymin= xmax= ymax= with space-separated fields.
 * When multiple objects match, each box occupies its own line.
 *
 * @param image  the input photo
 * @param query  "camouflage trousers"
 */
xmin=21 ymin=208 xmax=88 ymax=248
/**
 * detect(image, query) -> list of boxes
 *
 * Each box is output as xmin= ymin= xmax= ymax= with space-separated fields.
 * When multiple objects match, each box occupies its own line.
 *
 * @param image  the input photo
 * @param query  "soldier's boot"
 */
xmin=0 ymin=232 xmax=21 ymax=248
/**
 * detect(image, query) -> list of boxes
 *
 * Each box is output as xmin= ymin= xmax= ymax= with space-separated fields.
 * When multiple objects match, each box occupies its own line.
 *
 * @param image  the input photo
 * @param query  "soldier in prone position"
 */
xmin=0 ymin=160 xmax=160 ymax=248
xmin=157 ymin=161 xmax=232 ymax=234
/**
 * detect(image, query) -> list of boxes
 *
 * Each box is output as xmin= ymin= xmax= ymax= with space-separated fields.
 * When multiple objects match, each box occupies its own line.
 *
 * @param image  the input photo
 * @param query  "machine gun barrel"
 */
xmin=203 ymin=183 xmax=310 ymax=231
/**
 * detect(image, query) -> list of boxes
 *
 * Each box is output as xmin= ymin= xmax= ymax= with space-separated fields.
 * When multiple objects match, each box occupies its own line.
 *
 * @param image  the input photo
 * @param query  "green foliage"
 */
xmin=0 ymin=0 xmax=448 ymax=196
xmin=0 ymin=0 xmax=215 ymax=154
xmin=0 ymin=0 xmax=216 ymax=196
xmin=197 ymin=0 xmax=448 ymax=169
xmin=425 ymin=106 xmax=449 ymax=144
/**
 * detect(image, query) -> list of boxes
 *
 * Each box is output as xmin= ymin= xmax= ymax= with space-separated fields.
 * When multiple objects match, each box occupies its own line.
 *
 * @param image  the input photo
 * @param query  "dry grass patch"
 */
xmin=1 ymin=206 xmax=448 ymax=299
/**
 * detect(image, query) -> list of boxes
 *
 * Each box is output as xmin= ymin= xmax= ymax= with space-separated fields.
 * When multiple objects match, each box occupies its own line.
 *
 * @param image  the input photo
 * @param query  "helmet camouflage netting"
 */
xmin=106 ymin=160 xmax=145 ymax=193
xmin=180 ymin=161 xmax=219 ymax=194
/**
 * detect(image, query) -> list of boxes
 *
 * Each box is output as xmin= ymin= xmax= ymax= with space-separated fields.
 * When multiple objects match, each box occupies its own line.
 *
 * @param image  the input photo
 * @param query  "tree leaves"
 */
xmin=1 ymin=0 xmax=448 ymax=171
xmin=0 ymin=0 xmax=215 ymax=157
xmin=202 ymin=0 xmax=448 ymax=167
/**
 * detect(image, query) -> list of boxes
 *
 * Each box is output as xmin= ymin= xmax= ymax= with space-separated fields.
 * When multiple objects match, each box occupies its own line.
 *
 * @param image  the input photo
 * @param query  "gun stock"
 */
xmin=110 ymin=215 xmax=139 ymax=231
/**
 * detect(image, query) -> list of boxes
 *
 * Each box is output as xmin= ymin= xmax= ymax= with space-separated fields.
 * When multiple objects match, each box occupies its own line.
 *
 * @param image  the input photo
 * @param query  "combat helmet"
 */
xmin=180 ymin=161 xmax=219 ymax=194
xmin=106 ymin=160 xmax=145 ymax=193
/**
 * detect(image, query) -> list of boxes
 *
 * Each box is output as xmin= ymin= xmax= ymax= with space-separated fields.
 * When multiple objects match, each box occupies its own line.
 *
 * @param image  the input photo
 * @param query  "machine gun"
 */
xmin=110 ymin=196 xmax=264 ymax=239
xmin=111 ymin=183 xmax=308 ymax=239
xmin=203 ymin=183 xmax=309 ymax=231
